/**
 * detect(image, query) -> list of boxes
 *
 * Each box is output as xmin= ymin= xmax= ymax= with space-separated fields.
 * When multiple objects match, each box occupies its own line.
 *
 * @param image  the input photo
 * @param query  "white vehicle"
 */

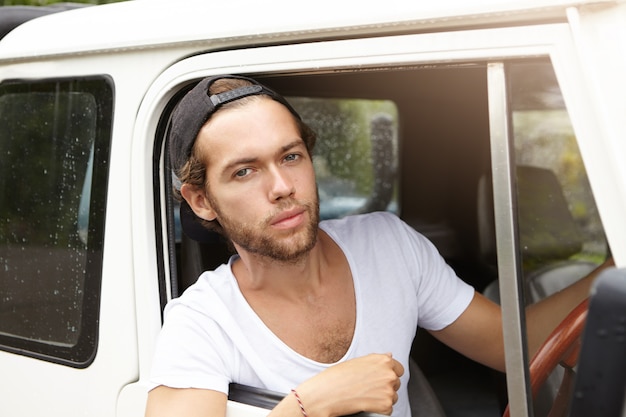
xmin=1 ymin=1 xmax=624 ymax=416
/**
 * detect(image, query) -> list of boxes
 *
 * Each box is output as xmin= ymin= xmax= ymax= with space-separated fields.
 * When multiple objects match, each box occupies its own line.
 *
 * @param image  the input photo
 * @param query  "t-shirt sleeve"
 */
xmin=412 ymin=235 xmax=475 ymax=330
xmin=380 ymin=213 xmax=475 ymax=331
xmin=147 ymin=300 xmax=233 ymax=393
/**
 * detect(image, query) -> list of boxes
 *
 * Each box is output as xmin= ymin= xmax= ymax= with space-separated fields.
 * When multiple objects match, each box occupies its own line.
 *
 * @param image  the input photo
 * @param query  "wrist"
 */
xmin=291 ymin=389 xmax=308 ymax=417
xmin=292 ymin=382 xmax=336 ymax=417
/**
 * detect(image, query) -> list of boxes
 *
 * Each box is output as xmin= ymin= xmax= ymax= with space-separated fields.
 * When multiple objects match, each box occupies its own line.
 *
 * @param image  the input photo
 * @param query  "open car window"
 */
xmin=158 ymin=60 xmax=610 ymax=417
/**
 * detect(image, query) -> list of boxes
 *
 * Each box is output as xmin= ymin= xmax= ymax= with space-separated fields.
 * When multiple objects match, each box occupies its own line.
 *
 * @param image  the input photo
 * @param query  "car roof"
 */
xmin=0 ymin=0 xmax=613 ymax=61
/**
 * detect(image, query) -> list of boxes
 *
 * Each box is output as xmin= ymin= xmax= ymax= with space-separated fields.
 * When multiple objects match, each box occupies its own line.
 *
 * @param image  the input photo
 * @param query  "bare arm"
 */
xmin=429 ymin=292 xmax=506 ymax=371
xmin=524 ymin=257 xmax=614 ymax=358
xmin=429 ymin=257 xmax=614 ymax=372
xmin=145 ymin=353 xmax=404 ymax=417
xmin=145 ymin=387 xmax=227 ymax=417
xmin=290 ymin=353 xmax=404 ymax=417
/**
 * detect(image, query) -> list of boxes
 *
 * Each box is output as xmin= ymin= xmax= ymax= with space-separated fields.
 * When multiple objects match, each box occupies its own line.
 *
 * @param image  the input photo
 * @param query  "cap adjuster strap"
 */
xmin=209 ymin=85 xmax=264 ymax=107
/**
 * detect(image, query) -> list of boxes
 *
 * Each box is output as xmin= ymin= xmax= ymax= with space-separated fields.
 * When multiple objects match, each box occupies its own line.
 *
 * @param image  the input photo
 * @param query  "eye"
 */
xmin=234 ymin=168 xmax=252 ymax=178
xmin=283 ymin=153 xmax=300 ymax=163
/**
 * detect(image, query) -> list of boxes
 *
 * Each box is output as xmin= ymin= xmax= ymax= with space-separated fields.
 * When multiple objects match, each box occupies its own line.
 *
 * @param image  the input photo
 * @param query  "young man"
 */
xmin=145 ymin=75 xmax=608 ymax=417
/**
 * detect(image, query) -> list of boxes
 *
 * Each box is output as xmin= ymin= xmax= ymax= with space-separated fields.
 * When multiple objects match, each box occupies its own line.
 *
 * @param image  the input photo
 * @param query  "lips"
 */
xmin=270 ymin=207 xmax=306 ymax=229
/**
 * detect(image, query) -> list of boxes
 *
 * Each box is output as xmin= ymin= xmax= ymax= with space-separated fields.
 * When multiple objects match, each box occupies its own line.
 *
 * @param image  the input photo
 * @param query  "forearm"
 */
xmin=525 ymin=257 xmax=614 ymax=358
xmin=269 ymin=391 xmax=312 ymax=417
xmin=145 ymin=386 xmax=227 ymax=417
xmin=146 ymin=354 xmax=402 ymax=417
xmin=270 ymin=353 xmax=403 ymax=417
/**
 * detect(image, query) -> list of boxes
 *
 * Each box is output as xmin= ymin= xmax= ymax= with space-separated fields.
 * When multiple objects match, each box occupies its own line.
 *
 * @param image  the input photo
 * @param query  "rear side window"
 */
xmin=0 ymin=77 xmax=113 ymax=367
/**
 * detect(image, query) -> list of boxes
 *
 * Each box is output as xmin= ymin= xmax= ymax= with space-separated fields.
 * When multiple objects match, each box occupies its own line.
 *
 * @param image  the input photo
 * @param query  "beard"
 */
xmin=210 ymin=192 xmax=320 ymax=263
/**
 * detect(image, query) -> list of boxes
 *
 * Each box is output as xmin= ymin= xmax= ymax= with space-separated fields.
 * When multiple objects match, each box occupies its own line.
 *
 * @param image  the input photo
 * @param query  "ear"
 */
xmin=180 ymin=183 xmax=217 ymax=221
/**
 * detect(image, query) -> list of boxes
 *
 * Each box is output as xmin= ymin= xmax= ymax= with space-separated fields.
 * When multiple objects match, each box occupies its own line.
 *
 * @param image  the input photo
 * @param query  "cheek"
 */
xmin=212 ymin=186 xmax=263 ymax=217
xmin=299 ymin=165 xmax=317 ymax=193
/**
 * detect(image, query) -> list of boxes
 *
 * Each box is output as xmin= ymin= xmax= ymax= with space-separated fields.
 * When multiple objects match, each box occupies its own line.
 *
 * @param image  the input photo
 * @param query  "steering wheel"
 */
xmin=503 ymin=298 xmax=589 ymax=417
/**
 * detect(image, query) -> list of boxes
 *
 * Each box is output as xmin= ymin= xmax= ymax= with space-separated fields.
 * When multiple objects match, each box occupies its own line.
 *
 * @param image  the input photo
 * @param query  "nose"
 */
xmin=268 ymin=166 xmax=295 ymax=201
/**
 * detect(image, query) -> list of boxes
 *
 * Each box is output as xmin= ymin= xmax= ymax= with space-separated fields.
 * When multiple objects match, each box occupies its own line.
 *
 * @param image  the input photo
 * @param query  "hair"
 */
xmin=173 ymin=77 xmax=317 ymax=236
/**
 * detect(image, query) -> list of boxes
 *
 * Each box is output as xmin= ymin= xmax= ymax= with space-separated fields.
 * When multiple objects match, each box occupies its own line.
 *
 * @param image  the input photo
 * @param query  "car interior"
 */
xmin=163 ymin=61 xmax=608 ymax=416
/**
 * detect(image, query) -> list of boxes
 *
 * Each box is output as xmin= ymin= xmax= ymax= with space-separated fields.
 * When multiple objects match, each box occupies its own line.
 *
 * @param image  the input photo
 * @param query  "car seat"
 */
xmin=178 ymin=227 xmax=232 ymax=293
xmin=478 ymin=165 xmax=597 ymax=304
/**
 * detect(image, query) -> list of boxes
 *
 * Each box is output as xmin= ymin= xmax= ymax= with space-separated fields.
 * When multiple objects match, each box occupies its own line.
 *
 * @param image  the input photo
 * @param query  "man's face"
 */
xmin=196 ymin=98 xmax=319 ymax=262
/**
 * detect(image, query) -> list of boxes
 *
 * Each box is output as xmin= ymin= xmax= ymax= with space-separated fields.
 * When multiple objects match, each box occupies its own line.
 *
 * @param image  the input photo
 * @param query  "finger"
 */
xmin=393 ymin=376 xmax=401 ymax=391
xmin=391 ymin=359 xmax=405 ymax=377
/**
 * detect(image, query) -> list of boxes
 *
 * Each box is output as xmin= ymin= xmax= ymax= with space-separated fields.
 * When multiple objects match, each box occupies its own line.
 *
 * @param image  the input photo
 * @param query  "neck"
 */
xmin=231 ymin=231 xmax=330 ymax=299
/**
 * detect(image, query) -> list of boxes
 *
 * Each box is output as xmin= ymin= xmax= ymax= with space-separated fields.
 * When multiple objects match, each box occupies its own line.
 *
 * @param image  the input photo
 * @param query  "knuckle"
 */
xmin=381 ymin=399 xmax=394 ymax=415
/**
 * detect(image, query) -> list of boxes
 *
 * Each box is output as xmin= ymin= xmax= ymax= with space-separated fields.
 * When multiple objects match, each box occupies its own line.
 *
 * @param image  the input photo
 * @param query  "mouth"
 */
xmin=270 ymin=207 xmax=306 ymax=229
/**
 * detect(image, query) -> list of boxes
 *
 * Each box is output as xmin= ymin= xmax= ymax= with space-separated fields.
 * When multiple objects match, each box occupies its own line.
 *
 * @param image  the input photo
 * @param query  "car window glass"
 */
xmin=509 ymin=60 xmax=608 ymax=416
xmin=510 ymin=61 xmax=608 ymax=298
xmin=0 ymin=78 xmax=112 ymax=366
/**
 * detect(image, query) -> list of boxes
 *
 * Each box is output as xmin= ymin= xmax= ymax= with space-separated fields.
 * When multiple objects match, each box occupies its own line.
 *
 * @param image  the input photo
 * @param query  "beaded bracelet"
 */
xmin=291 ymin=389 xmax=308 ymax=417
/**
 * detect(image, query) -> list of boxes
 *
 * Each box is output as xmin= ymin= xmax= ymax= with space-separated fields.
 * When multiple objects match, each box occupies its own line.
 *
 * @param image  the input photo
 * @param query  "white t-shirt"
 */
xmin=149 ymin=212 xmax=474 ymax=417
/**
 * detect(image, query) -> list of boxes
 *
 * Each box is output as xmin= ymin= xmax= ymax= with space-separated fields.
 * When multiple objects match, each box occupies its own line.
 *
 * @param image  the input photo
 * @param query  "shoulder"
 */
xmin=321 ymin=212 xmax=450 ymax=272
xmin=321 ymin=211 xmax=427 ymax=247
xmin=320 ymin=212 xmax=438 ymax=265
xmin=321 ymin=211 xmax=405 ymax=234
xmin=164 ymin=261 xmax=236 ymax=320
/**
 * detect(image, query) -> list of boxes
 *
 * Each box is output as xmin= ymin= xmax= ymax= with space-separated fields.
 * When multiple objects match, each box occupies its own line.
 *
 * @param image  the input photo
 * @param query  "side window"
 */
xmin=505 ymin=60 xmax=609 ymax=416
xmin=0 ymin=77 xmax=113 ymax=366
xmin=509 ymin=61 xmax=608 ymax=301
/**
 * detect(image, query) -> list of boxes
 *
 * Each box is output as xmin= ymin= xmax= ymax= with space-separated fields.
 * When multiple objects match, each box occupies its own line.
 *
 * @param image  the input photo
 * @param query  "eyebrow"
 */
xmin=220 ymin=139 xmax=305 ymax=176
xmin=279 ymin=139 xmax=306 ymax=154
